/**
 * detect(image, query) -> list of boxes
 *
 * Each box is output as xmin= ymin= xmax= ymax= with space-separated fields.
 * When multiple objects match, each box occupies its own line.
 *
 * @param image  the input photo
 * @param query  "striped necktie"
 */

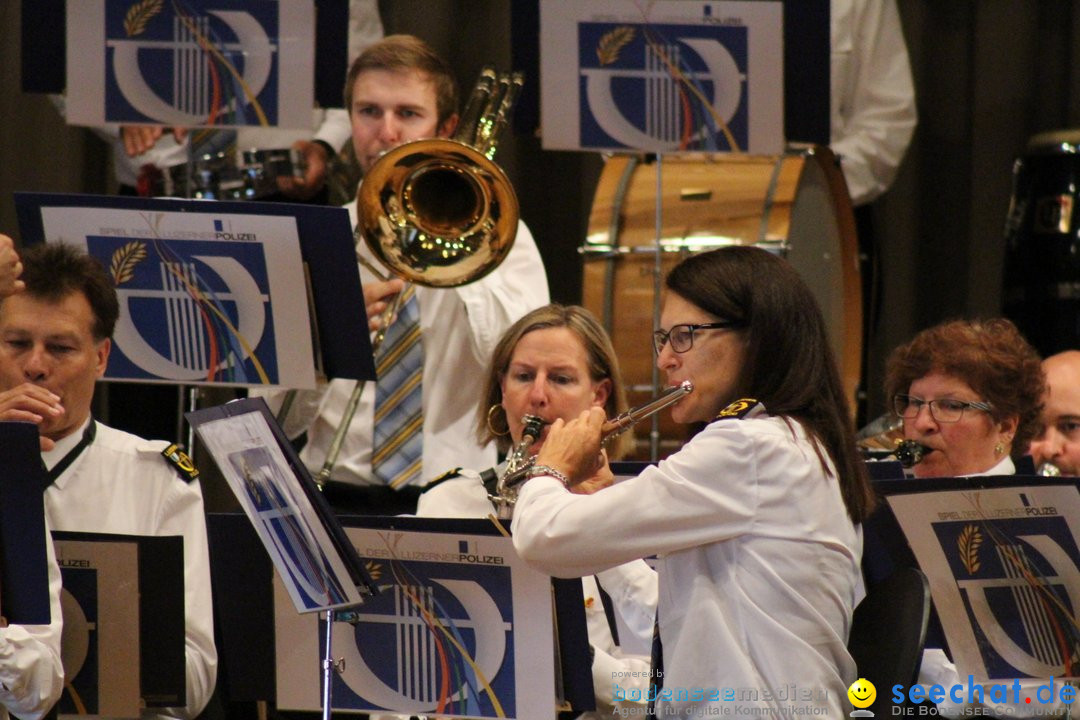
xmin=372 ymin=286 xmax=423 ymax=488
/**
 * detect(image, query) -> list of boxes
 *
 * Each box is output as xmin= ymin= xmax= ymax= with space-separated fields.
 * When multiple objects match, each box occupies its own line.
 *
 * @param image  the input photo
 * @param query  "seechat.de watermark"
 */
xmin=848 ymin=677 xmax=1077 ymax=718
xmin=890 ymin=677 xmax=1076 ymax=715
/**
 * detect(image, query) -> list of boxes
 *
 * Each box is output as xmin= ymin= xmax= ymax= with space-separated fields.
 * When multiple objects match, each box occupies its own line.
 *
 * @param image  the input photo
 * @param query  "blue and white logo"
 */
xmin=935 ymin=514 xmax=1080 ymax=679
xmin=87 ymin=232 xmax=278 ymax=384
xmin=327 ymin=555 xmax=516 ymax=716
xmin=104 ymin=0 xmax=280 ymax=125
xmin=578 ymin=22 xmax=747 ymax=152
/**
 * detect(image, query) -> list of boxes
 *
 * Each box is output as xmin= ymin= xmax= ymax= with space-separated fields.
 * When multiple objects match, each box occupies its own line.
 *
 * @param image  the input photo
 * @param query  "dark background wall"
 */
xmin=3 ymin=0 xmax=1080 ymax=423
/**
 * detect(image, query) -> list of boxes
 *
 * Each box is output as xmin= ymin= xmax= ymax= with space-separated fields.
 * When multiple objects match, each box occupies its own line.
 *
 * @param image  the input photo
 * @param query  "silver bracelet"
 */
xmin=526 ymin=464 xmax=572 ymax=488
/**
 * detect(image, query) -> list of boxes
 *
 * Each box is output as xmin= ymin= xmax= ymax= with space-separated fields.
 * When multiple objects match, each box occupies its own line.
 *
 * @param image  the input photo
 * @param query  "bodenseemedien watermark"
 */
xmin=609 ymin=681 xmax=831 ymax=717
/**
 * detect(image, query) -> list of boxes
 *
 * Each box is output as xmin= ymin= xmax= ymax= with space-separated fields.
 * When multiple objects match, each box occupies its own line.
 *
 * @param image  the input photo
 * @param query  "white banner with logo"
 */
xmin=275 ymin=525 xmax=555 ymax=719
xmin=888 ymin=485 xmax=1080 ymax=682
xmin=65 ymin=0 xmax=314 ymax=129
xmin=39 ymin=205 xmax=316 ymax=389
xmin=540 ymin=0 xmax=783 ymax=154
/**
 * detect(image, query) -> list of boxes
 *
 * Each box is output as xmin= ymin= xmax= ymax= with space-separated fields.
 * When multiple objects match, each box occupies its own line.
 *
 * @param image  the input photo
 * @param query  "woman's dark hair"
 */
xmin=665 ymin=246 xmax=874 ymax=522
xmin=884 ymin=318 xmax=1045 ymax=459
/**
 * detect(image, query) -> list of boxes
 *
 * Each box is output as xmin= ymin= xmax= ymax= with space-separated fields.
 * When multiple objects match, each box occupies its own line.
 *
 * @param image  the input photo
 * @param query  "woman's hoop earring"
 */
xmin=487 ymin=404 xmax=510 ymax=436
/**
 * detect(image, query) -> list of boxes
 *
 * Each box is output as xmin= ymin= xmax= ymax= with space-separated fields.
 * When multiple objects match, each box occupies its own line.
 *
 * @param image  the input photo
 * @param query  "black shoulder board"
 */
xmin=420 ymin=467 xmax=463 ymax=494
xmin=713 ymin=398 xmax=761 ymax=421
xmin=161 ymin=443 xmax=200 ymax=482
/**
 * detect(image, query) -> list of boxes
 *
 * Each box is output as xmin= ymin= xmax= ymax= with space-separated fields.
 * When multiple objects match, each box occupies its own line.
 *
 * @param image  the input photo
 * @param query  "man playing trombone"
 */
xmin=264 ymin=35 xmax=549 ymax=515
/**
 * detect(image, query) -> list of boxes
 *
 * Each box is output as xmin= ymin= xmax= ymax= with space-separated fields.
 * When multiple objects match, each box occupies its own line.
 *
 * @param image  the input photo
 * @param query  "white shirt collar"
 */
xmin=964 ymin=455 xmax=1015 ymax=477
xmin=41 ymin=416 xmax=93 ymax=471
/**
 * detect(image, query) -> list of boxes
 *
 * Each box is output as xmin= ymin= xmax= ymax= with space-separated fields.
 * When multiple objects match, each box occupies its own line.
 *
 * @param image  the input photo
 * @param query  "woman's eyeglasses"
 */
xmin=652 ymin=322 xmax=740 ymax=355
xmin=892 ymin=394 xmax=993 ymax=423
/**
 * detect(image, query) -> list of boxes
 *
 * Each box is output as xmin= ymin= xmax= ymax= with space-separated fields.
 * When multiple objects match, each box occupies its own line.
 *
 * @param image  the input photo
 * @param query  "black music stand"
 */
xmin=188 ymin=397 xmax=378 ymax=720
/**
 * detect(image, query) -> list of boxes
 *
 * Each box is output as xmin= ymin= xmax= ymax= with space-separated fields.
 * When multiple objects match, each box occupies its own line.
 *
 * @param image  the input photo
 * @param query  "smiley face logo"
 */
xmin=847 ymin=678 xmax=876 ymax=709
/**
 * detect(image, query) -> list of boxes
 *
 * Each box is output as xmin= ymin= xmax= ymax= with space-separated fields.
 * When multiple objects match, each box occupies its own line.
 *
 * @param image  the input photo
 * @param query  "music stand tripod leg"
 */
xmin=322 ymin=608 xmax=338 ymax=720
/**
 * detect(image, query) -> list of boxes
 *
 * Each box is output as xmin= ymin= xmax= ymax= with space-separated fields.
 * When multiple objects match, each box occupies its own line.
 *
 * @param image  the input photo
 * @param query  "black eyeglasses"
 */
xmin=652 ymin=322 xmax=740 ymax=355
xmin=892 ymin=394 xmax=994 ymax=423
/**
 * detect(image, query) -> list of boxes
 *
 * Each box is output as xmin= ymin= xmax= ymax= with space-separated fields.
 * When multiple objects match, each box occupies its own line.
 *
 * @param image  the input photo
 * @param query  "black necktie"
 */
xmin=594 ymin=578 xmax=621 ymax=646
xmin=647 ymin=612 xmax=663 ymax=715
xmin=45 ymin=421 xmax=97 ymax=487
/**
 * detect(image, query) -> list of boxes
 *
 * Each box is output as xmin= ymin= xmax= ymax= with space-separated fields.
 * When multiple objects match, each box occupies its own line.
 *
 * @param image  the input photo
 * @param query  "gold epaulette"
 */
xmin=713 ymin=398 xmax=762 ymax=421
xmin=161 ymin=443 xmax=199 ymax=482
xmin=420 ymin=467 xmax=464 ymax=494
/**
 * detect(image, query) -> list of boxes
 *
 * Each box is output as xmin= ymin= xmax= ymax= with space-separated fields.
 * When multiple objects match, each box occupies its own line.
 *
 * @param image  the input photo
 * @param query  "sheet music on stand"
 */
xmin=187 ymin=398 xmax=376 ymax=613
xmin=189 ymin=397 xmax=378 ymax=719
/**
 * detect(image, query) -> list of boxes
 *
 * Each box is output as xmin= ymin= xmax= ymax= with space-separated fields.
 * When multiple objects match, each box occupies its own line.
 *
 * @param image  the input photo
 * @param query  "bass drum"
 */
xmin=582 ymin=148 xmax=861 ymax=459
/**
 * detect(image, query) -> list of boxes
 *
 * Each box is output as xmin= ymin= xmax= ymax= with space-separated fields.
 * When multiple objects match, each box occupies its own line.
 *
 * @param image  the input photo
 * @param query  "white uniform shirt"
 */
xmin=831 ymin=0 xmax=917 ymax=205
xmin=417 ymin=471 xmax=656 ymax=718
xmin=264 ymin=204 xmax=549 ymax=487
xmin=0 ymin=528 xmax=63 ymax=720
xmin=513 ymin=409 xmax=862 ymax=718
xmin=43 ymin=419 xmax=217 ymax=720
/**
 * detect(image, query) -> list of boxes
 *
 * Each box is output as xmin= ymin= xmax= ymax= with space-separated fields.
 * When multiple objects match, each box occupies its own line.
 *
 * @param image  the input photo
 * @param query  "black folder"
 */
xmin=0 ymin=421 xmax=52 ymax=625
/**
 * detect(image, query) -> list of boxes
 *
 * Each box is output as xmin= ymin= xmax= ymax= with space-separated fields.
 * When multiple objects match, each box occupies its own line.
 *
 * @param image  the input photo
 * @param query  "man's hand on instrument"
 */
xmin=0 ymin=235 xmax=24 ymax=298
xmin=363 ymin=278 xmax=406 ymax=331
xmin=0 ymin=383 xmax=64 ymax=451
xmin=535 ymin=407 xmax=606 ymax=487
xmin=277 ymin=139 xmax=330 ymax=201
xmin=120 ymin=125 xmax=188 ymax=157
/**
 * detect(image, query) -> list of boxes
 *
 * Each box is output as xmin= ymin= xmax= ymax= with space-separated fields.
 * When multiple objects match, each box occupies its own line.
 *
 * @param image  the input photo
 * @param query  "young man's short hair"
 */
xmin=343 ymin=34 xmax=459 ymax=128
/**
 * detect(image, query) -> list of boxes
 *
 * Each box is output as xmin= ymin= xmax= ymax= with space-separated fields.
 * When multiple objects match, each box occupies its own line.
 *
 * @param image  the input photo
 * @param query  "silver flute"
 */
xmin=489 ymin=380 xmax=694 ymax=518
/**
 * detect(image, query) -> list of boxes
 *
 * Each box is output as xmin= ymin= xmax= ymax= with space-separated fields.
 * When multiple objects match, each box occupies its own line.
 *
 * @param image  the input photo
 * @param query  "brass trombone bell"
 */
xmin=356 ymin=137 xmax=519 ymax=288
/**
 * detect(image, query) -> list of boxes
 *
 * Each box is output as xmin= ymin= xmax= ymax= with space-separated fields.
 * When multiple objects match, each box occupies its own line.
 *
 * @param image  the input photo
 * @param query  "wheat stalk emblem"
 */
xmin=110 ymin=241 xmax=148 ymax=286
xmin=597 ymin=26 xmax=636 ymax=66
xmin=364 ymin=560 xmax=382 ymax=582
xmin=958 ymin=524 xmax=983 ymax=574
xmin=124 ymin=0 xmax=164 ymax=37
